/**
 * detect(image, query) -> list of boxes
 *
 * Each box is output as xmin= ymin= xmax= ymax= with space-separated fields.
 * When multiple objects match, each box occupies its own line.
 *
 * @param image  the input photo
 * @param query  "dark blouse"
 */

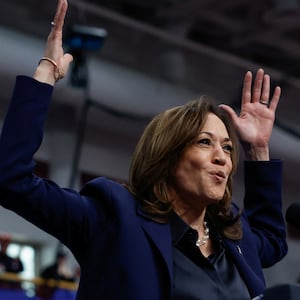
xmin=170 ymin=214 xmax=250 ymax=300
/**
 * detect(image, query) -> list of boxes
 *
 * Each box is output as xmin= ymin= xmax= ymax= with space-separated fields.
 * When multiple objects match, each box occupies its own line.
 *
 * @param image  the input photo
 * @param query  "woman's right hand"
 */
xmin=34 ymin=0 xmax=73 ymax=85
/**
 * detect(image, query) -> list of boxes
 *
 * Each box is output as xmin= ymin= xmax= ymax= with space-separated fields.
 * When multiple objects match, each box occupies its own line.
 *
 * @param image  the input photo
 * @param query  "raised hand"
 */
xmin=219 ymin=68 xmax=281 ymax=160
xmin=34 ymin=0 xmax=73 ymax=85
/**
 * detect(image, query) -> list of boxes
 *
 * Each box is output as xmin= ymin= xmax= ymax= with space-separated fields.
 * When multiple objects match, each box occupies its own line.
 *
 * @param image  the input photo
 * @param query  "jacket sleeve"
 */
xmin=243 ymin=160 xmax=288 ymax=267
xmin=0 ymin=76 xmax=105 ymax=250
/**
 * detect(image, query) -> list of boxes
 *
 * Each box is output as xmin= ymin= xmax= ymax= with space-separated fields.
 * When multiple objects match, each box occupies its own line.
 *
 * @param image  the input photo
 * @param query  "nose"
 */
xmin=212 ymin=145 xmax=227 ymax=165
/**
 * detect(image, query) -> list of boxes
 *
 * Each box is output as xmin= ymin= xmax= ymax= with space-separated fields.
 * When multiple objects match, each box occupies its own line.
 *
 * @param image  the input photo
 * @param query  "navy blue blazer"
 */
xmin=0 ymin=76 xmax=287 ymax=299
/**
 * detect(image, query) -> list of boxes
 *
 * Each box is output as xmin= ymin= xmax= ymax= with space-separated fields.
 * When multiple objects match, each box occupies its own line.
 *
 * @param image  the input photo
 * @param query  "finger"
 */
xmin=269 ymin=86 xmax=281 ymax=112
xmin=51 ymin=0 xmax=68 ymax=34
xmin=59 ymin=53 xmax=74 ymax=77
xmin=252 ymin=68 xmax=264 ymax=103
xmin=241 ymin=71 xmax=252 ymax=106
xmin=64 ymin=53 xmax=74 ymax=64
xmin=261 ymin=74 xmax=270 ymax=101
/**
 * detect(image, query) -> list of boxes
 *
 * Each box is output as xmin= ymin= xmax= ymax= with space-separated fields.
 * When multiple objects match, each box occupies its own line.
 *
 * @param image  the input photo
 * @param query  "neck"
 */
xmin=173 ymin=206 xmax=206 ymax=231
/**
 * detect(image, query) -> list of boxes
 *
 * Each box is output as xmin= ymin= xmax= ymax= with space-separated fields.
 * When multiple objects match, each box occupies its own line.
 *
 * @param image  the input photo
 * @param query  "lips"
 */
xmin=216 ymin=170 xmax=225 ymax=179
xmin=210 ymin=170 xmax=226 ymax=182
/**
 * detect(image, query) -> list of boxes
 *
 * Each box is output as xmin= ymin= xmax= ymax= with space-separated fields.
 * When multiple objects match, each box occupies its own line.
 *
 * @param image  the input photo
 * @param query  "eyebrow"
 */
xmin=199 ymin=131 xmax=232 ymax=143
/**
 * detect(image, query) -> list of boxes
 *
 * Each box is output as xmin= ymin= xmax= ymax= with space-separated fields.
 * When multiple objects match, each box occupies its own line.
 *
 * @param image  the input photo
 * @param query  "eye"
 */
xmin=223 ymin=144 xmax=233 ymax=153
xmin=197 ymin=138 xmax=211 ymax=145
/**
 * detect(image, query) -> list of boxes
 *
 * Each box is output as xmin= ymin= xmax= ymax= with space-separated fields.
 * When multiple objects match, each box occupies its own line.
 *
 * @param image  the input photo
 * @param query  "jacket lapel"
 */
xmin=223 ymin=239 xmax=265 ymax=298
xmin=137 ymin=206 xmax=174 ymax=287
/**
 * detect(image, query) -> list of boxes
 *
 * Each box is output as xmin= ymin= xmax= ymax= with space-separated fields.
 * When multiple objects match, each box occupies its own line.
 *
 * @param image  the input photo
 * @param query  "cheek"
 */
xmin=228 ymin=159 xmax=233 ymax=171
xmin=178 ymin=157 xmax=206 ymax=176
xmin=225 ymin=161 xmax=233 ymax=187
xmin=228 ymin=160 xmax=233 ymax=174
xmin=172 ymin=157 xmax=201 ymax=181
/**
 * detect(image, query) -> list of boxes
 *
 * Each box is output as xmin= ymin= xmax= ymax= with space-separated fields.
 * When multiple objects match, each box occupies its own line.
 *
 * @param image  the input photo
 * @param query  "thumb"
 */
xmin=60 ymin=53 xmax=74 ymax=77
xmin=64 ymin=53 xmax=74 ymax=64
xmin=218 ymin=104 xmax=239 ymax=125
xmin=62 ymin=53 xmax=73 ymax=69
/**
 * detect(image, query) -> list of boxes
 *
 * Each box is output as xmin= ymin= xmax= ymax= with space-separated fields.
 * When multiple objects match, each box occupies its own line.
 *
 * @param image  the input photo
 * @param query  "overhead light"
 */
xmin=65 ymin=25 xmax=108 ymax=88
xmin=65 ymin=25 xmax=107 ymax=51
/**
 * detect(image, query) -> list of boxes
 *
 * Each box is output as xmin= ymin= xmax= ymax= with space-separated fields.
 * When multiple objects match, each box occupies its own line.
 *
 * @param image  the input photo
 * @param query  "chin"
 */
xmin=208 ymin=193 xmax=225 ymax=202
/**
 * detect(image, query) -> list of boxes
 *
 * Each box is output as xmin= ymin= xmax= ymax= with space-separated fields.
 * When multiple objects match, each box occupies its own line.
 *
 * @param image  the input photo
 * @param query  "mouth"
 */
xmin=211 ymin=170 xmax=226 ymax=182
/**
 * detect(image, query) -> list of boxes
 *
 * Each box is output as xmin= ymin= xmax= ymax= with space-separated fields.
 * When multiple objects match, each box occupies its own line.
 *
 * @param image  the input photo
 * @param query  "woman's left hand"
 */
xmin=219 ymin=68 xmax=281 ymax=160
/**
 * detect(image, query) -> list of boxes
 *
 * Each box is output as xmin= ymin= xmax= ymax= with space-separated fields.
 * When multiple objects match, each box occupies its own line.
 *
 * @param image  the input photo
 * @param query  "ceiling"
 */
xmin=1 ymin=0 xmax=299 ymax=129
xmin=1 ymin=0 xmax=300 ymax=210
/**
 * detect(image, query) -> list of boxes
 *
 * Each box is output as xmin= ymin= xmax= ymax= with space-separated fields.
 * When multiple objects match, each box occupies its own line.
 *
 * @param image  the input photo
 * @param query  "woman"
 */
xmin=0 ymin=0 xmax=287 ymax=299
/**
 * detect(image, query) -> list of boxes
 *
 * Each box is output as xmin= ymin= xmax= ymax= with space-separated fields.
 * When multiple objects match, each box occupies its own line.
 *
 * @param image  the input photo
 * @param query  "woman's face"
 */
xmin=170 ymin=113 xmax=233 ymax=208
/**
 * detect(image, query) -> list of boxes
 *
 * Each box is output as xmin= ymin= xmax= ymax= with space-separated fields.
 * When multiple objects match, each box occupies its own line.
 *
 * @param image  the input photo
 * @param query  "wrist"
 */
xmin=33 ymin=63 xmax=56 ymax=86
xmin=33 ymin=57 xmax=61 ymax=86
xmin=243 ymin=144 xmax=270 ymax=161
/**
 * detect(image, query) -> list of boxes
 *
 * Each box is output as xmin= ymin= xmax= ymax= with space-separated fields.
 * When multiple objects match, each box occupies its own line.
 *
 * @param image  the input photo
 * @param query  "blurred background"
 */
xmin=1 ymin=0 xmax=300 ymax=298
